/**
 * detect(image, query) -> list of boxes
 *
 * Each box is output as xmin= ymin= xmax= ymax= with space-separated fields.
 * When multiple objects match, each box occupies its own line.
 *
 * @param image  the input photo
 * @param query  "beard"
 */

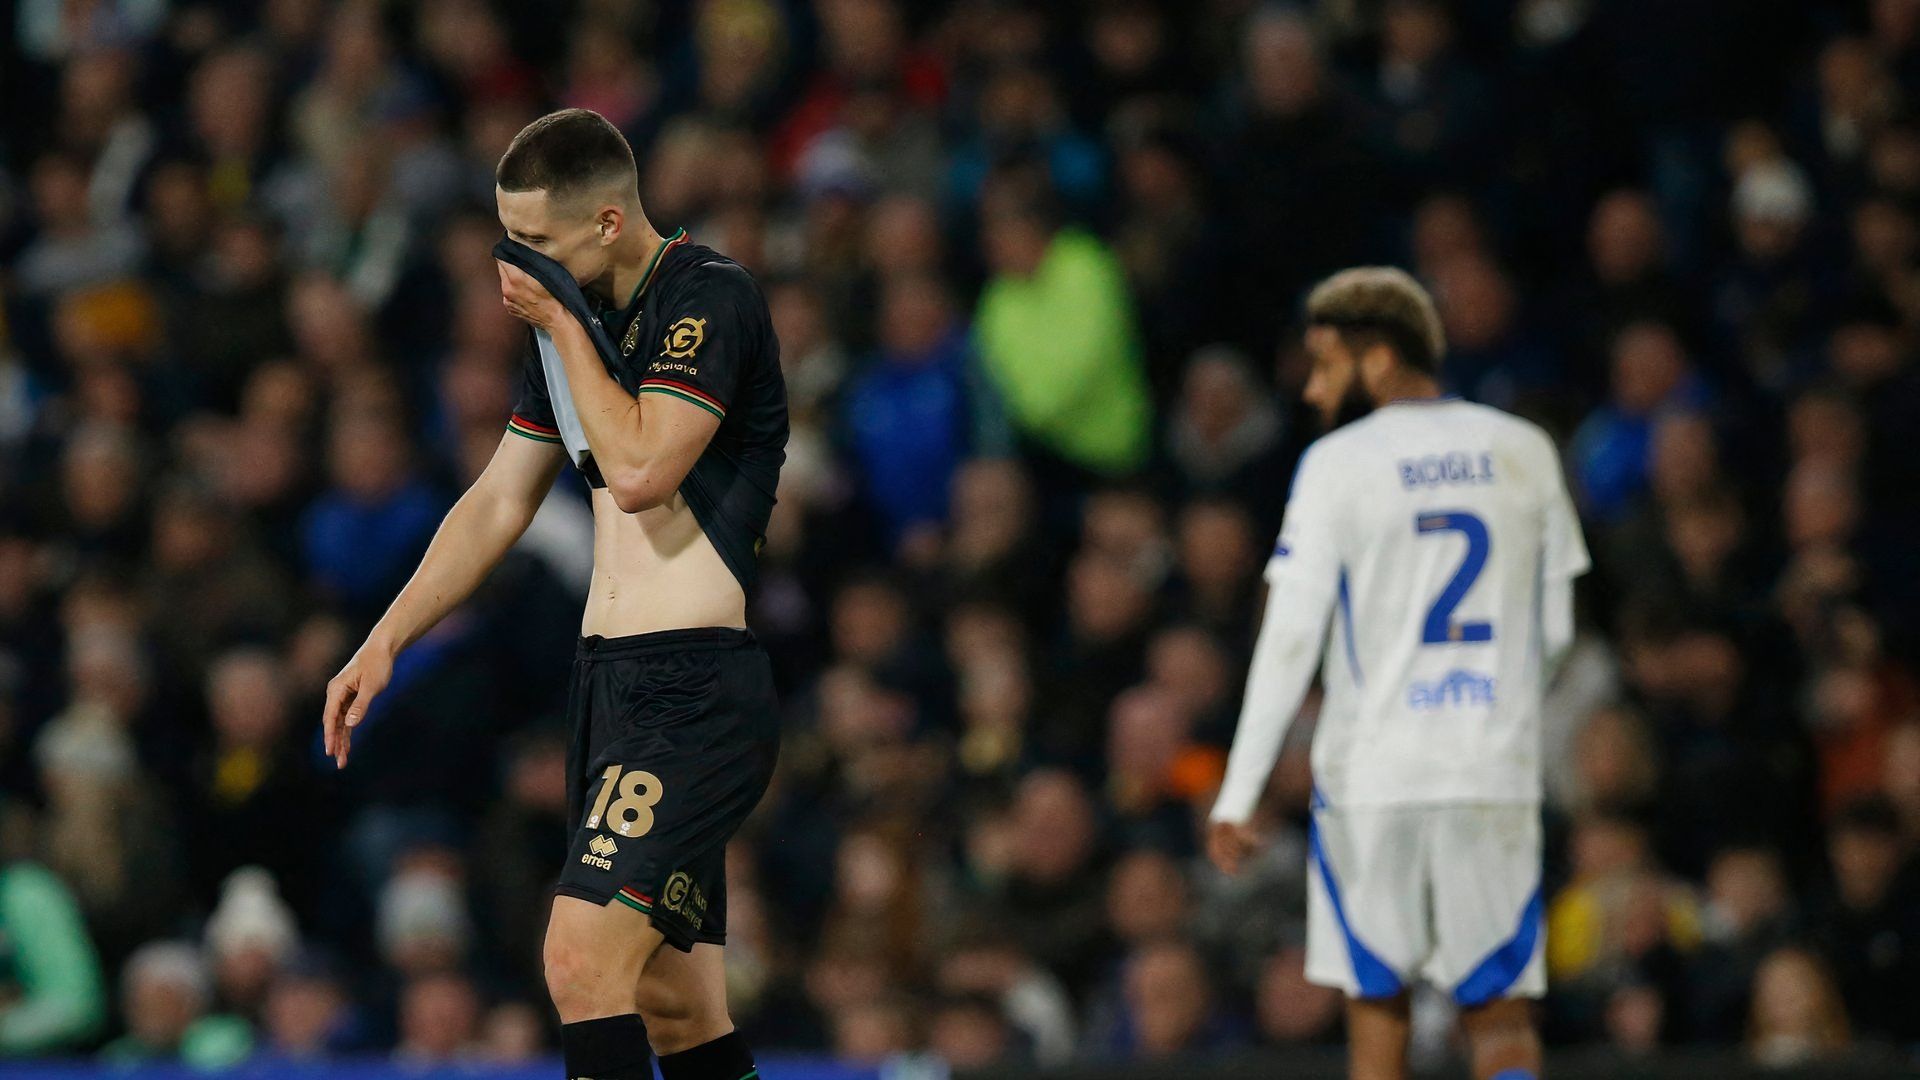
xmin=1318 ymin=378 xmax=1376 ymax=434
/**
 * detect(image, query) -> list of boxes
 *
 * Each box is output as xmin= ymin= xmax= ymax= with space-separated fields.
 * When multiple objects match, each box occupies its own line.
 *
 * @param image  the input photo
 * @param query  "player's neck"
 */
xmin=597 ymin=221 xmax=668 ymax=307
xmin=1374 ymin=369 xmax=1443 ymax=406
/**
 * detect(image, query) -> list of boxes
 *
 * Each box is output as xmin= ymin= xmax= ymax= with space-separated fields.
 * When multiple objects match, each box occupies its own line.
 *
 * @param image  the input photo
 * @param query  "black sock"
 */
xmin=560 ymin=1014 xmax=652 ymax=1080
xmin=657 ymin=1030 xmax=756 ymax=1080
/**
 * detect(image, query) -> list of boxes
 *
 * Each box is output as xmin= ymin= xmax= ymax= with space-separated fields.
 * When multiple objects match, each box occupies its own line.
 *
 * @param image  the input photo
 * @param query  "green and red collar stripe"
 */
xmin=623 ymin=227 xmax=689 ymax=309
xmin=506 ymin=414 xmax=561 ymax=443
xmin=638 ymin=378 xmax=726 ymax=420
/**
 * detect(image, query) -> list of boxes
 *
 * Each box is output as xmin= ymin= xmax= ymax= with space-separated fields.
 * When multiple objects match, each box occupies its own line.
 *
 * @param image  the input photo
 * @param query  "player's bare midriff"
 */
xmin=582 ymin=486 xmax=746 ymax=637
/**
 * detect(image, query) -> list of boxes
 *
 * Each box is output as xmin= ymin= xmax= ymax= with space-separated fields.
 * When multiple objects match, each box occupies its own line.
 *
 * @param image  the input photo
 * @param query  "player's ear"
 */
xmin=597 ymin=205 xmax=623 ymax=247
xmin=1360 ymin=342 xmax=1396 ymax=389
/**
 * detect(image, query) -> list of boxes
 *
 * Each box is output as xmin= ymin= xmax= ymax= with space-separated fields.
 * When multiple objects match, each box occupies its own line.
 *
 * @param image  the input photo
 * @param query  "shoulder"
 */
xmin=1467 ymin=405 xmax=1568 ymax=493
xmin=670 ymin=250 xmax=765 ymax=311
xmin=1302 ymin=416 xmax=1384 ymax=469
xmin=1432 ymin=400 xmax=1555 ymax=454
xmin=1452 ymin=400 xmax=1550 ymax=443
xmin=1290 ymin=425 xmax=1371 ymax=497
xmin=1486 ymin=407 xmax=1566 ymax=467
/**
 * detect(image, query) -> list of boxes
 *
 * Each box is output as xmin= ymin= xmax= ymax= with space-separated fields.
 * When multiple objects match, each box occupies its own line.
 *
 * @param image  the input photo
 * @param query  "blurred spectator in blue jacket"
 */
xmin=300 ymin=409 xmax=446 ymax=617
xmin=1573 ymin=321 xmax=1710 ymax=522
xmin=842 ymin=273 xmax=1002 ymax=556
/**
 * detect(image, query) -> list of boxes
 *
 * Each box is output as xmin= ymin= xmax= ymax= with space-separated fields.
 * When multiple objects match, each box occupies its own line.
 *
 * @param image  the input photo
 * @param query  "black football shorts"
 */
xmin=555 ymin=627 xmax=779 ymax=952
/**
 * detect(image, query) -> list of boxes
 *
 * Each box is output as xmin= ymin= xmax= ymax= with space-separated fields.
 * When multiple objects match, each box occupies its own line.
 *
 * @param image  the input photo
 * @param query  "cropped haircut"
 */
xmin=1305 ymin=266 xmax=1447 ymax=375
xmin=495 ymin=108 xmax=637 ymax=202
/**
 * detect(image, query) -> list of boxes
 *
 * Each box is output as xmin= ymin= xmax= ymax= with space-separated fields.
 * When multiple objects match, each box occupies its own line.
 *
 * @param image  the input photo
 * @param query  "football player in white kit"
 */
xmin=1208 ymin=267 xmax=1590 ymax=1080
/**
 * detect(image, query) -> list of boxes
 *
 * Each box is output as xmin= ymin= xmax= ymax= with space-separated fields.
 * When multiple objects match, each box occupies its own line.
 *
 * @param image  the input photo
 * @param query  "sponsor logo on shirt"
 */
xmin=581 ymin=834 xmax=618 ymax=871
xmin=662 ymin=316 xmax=706 ymax=358
xmin=662 ymin=870 xmax=709 ymax=931
xmin=1408 ymin=669 xmax=1497 ymax=709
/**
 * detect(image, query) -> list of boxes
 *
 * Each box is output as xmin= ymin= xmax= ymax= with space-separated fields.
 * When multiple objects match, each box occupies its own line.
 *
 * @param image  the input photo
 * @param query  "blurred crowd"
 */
xmin=3 ymin=0 xmax=1920 ymax=1072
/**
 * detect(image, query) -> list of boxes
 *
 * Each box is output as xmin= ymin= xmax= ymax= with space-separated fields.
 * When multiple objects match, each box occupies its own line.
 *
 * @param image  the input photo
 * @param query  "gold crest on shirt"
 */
xmin=621 ymin=316 xmax=643 ymax=356
xmin=662 ymin=316 xmax=706 ymax=358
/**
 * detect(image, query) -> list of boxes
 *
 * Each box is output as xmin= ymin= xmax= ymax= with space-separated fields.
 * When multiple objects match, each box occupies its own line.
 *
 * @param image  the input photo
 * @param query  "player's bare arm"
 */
xmin=495 ymin=261 xmax=719 ymax=514
xmin=322 ymin=430 xmax=565 ymax=767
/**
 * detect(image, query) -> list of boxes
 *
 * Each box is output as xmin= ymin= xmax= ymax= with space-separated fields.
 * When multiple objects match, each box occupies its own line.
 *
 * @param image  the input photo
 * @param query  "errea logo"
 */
xmin=581 ymin=834 xmax=617 ymax=871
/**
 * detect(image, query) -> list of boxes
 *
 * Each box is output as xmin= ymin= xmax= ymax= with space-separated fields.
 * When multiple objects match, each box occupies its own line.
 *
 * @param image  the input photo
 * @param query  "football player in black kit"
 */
xmin=321 ymin=109 xmax=786 ymax=1080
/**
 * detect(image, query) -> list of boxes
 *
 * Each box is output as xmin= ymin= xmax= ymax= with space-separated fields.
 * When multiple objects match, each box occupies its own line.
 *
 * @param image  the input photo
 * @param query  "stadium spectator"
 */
xmin=33 ymin=646 xmax=183 ymax=962
xmin=1571 ymin=321 xmax=1708 ymax=521
xmin=15 ymin=154 xmax=143 ymax=298
xmin=840 ymin=272 xmax=989 ymax=552
xmin=1428 ymin=253 xmax=1553 ymax=405
xmin=1087 ymin=937 xmax=1235 ymax=1060
xmin=1545 ymin=811 xmax=1703 ymax=1040
xmin=394 ymin=970 xmax=481 ymax=1064
xmin=1684 ymin=846 xmax=1798 ymax=1043
xmin=202 ymin=867 xmax=301 ymax=1023
xmin=256 ymin=955 xmax=357 ymax=1059
xmin=1811 ymin=796 xmax=1920 ymax=1043
xmin=1746 ymin=946 xmax=1853 ymax=1067
xmin=1163 ymin=348 xmax=1290 ymax=526
xmin=478 ymin=999 xmax=545 ymax=1064
xmin=374 ymin=850 xmax=472 ymax=980
xmin=0 ymin=859 xmax=104 ymax=1056
xmin=1252 ymin=945 xmax=1342 ymax=1047
xmin=974 ymin=193 xmax=1150 ymax=482
xmin=100 ymin=942 xmax=251 ymax=1068
xmin=300 ymin=409 xmax=447 ymax=616
xmin=996 ymin=770 xmax=1107 ymax=992
xmin=828 ymin=995 xmax=916 ymax=1063
xmin=925 ymin=993 xmax=1017 ymax=1069
xmin=933 ymin=929 xmax=1077 ymax=1067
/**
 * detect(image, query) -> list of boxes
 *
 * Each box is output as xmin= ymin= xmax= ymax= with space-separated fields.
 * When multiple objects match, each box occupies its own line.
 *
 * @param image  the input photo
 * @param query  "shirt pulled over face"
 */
xmin=497 ymin=230 xmax=788 ymax=593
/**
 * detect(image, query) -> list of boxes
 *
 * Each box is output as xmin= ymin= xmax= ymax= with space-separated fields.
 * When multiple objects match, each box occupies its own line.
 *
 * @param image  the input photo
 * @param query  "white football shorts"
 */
xmin=1304 ymin=798 xmax=1545 ymax=1006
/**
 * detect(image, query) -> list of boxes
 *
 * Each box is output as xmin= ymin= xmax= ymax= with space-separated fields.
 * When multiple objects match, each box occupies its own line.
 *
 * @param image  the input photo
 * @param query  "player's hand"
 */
xmin=1207 ymin=819 xmax=1262 ymax=876
xmin=496 ymin=261 xmax=564 ymax=329
xmin=322 ymin=644 xmax=394 ymax=769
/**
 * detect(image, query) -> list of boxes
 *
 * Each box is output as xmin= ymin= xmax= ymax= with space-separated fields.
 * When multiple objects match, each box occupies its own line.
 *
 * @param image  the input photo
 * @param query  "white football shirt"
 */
xmin=1213 ymin=397 xmax=1591 ymax=816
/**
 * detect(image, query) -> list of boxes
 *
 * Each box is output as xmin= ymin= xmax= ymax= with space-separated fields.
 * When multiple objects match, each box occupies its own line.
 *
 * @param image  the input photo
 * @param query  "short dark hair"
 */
xmin=495 ymin=108 xmax=637 ymax=202
xmin=1305 ymin=266 xmax=1447 ymax=374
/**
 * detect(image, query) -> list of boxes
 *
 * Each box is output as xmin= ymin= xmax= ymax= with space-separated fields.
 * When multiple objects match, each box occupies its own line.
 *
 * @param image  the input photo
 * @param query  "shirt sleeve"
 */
xmin=1211 ymin=443 xmax=1346 ymax=824
xmin=1541 ymin=439 xmax=1591 ymax=582
xmin=506 ymin=338 xmax=562 ymax=444
xmin=1263 ymin=441 xmax=1346 ymax=602
xmin=635 ymin=263 xmax=763 ymax=422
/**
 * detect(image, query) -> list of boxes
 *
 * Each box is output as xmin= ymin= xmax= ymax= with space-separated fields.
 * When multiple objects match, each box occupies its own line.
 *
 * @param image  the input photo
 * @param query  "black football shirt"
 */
xmin=504 ymin=229 xmax=789 ymax=592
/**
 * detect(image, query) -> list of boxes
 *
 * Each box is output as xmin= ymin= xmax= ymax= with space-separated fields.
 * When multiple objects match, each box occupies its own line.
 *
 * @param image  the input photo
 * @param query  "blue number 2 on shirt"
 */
xmin=1415 ymin=511 xmax=1494 ymax=644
